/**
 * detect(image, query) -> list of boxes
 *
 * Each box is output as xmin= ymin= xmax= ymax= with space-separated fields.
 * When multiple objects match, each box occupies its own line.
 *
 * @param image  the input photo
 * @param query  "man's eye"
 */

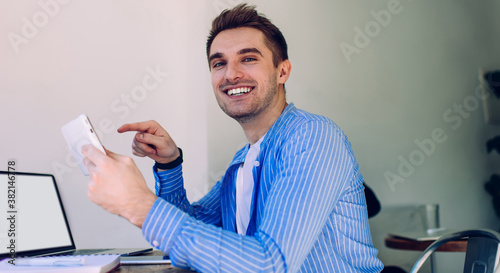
xmin=213 ymin=62 xmax=225 ymax=68
xmin=244 ymin=58 xmax=256 ymax=62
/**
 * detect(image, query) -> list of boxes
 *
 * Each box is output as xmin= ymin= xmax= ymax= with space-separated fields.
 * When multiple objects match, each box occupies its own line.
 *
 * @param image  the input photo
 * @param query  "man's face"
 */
xmin=208 ymin=27 xmax=284 ymax=123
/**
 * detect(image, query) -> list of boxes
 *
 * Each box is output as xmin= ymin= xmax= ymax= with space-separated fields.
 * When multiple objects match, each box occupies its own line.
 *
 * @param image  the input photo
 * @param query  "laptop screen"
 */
xmin=0 ymin=172 xmax=74 ymax=258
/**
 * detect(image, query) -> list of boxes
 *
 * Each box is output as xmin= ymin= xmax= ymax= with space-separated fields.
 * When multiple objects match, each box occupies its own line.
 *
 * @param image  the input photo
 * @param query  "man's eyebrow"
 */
xmin=238 ymin=48 xmax=263 ymax=56
xmin=208 ymin=52 xmax=224 ymax=64
xmin=208 ymin=48 xmax=263 ymax=64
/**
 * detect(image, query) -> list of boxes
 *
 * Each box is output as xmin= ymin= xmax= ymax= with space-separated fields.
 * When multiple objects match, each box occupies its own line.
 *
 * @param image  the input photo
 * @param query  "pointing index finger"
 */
xmin=118 ymin=121 xmax=158 ymax=134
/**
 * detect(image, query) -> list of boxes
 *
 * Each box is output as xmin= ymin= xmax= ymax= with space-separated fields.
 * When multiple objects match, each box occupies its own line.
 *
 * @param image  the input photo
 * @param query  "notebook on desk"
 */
xmin=0 ymin=254 xmax=121 ymax=272
xmin=0 ymin=171 xmax=152 ymax=260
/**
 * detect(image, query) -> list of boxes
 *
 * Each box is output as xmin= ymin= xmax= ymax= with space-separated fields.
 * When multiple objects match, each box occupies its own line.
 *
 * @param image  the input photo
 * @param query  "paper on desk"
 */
xmin=0 ymin=255 xmax=120 ymax=273
xmin=389 ymin=228 xmax=457 ymax=241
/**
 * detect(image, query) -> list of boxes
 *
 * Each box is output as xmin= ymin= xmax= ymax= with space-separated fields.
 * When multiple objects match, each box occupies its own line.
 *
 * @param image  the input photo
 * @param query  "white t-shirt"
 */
xmin=235 ymin=136 xmax=264 ymax=235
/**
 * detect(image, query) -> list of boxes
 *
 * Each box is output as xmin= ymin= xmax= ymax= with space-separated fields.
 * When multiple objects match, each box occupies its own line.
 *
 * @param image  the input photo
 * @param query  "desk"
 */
xmin=113 ymin=251 xmax=193 ymax=273
xmin=115 ymin=264 xmax=193 ymax=273
xmin=385 ymin=235 xmax=468 ymax=252
xmin=385 ymin=235 xmax=468 ymax=273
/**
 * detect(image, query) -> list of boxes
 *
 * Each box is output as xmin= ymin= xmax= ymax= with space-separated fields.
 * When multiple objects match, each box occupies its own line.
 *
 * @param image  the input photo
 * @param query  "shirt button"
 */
xmin=254 ymin=161 xmax=260 ymax=167
xmin=152 ymin=240 xmax=160 ymax=247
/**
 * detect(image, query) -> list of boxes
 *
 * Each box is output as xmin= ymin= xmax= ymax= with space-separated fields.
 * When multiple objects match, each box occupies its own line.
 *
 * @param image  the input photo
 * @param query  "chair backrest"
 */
xmin=410 ymin=229 xmax=500 ymax=273
xmin=363 ymin=182 xmax=381 ymax=218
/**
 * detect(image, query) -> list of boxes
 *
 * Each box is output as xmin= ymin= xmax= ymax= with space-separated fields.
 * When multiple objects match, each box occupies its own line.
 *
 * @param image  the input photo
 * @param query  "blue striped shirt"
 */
xmin=142 ymin=103 xmax=383 ymax=272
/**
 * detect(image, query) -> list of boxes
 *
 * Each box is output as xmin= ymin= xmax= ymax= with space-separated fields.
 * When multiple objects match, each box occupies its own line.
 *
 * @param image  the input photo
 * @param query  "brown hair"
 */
xmin=206 ymin=4 xmax=288 ymax=68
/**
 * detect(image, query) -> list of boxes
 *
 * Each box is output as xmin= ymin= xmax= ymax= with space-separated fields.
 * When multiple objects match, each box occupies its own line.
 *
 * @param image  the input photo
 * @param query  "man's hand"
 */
xmin=118 ymin=121 xmax=180 ymax=164
xmin=82 ymin=144 xmax=157 ymax=228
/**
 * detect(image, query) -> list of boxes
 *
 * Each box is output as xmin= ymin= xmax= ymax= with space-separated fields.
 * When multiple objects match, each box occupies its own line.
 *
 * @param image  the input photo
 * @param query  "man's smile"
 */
xmin=223 ymin=86 xmax=255 ymax=97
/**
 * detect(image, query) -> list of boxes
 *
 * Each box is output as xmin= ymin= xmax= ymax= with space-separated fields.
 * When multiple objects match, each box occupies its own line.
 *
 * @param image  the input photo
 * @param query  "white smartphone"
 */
xmin=61 ymin=114 xmax=106 ymax=176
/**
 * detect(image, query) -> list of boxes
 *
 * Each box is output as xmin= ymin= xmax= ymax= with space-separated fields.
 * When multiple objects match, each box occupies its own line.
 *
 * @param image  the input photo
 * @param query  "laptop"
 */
xmin=0 ymin=171 xmax=152 ymax=259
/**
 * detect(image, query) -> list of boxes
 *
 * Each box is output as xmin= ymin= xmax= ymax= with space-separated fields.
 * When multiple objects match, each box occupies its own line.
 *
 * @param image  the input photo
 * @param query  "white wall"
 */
xmin=1 ymin=0 xmax=212 ymax=249
xmin=1 ymin=0 xmax=499 ymax=271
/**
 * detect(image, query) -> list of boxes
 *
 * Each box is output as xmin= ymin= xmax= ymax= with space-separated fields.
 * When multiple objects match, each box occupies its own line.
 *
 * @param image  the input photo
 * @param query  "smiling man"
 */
xmin=82 ymin=4 xmax=383 ymax=272
xmin=209 ymin=27 xmax=287 ymax=131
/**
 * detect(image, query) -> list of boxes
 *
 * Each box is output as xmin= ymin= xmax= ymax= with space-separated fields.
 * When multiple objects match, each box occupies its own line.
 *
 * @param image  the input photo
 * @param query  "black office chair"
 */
xmin=410 ymin=229 xmax=500 ymax=273
xmin=364 ymin=183 xmax=381 ymax=218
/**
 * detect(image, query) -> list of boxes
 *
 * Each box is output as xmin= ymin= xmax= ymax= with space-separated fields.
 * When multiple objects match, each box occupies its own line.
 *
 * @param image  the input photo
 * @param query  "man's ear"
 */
xmin=278 ymin=59 xmax=291 ymax=85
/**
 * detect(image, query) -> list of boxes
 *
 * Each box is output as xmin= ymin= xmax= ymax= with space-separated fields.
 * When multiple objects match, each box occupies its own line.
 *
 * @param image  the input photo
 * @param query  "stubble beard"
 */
xmin=217 ymin=73 xmax=278 ymax=124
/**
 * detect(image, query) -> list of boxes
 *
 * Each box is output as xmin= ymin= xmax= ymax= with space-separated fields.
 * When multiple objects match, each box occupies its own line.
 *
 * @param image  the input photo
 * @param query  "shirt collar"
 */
xmin=260 ymin=102 xmax=296 ymax=147
xmin=229 ymin=102 xmax=296 ymax=166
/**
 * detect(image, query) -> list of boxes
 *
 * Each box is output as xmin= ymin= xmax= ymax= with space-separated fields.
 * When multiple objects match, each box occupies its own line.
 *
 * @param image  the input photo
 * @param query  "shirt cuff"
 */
xmin=142 ymin=197 xmax=190 ymax=254
xmin=152 ymin=164 xmax=184 ymax=196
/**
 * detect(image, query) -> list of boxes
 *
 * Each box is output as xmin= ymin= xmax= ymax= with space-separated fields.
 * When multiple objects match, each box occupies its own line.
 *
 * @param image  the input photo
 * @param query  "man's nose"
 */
xmin=224 ymin=61 xmax=243 ymax=81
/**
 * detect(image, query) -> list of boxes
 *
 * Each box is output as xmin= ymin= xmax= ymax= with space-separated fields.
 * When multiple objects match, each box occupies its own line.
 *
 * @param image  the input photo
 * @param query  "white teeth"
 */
xmin=227 ymin=87 xmax=251 ymax=96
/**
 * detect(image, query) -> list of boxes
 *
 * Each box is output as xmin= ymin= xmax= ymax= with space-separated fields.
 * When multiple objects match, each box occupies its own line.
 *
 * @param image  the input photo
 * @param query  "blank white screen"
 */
xmin=0 ymin=173 xmax=73 ymax=254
